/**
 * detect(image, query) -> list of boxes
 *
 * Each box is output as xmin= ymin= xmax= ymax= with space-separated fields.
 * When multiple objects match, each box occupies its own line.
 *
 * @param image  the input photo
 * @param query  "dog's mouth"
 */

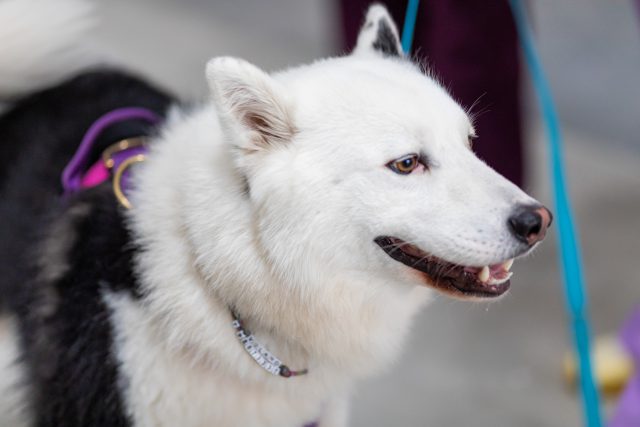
xmin=374 ymin=236 xmax=514 ymax=298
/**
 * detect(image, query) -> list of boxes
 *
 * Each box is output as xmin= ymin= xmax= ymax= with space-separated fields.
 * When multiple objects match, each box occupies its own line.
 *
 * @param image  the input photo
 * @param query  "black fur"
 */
xmin=0 ymin=70 xmax=175 ymax=426
xmin=372 ymin=18 xmax=401 ymax=57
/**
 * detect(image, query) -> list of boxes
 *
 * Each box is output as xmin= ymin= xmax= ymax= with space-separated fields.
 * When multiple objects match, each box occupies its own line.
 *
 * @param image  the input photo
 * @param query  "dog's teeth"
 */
xmin=488 ymin=271 xmax=513 ymax=286
xmin=502 ymin=258 xmax=514 ymax=271
xmin=478 ymin=266 xmax=490 ymax=282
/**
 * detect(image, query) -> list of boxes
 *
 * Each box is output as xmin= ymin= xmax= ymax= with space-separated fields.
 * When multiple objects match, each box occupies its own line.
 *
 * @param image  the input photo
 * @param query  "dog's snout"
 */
xmin=508 ymin=205 xmax=552 ymax=245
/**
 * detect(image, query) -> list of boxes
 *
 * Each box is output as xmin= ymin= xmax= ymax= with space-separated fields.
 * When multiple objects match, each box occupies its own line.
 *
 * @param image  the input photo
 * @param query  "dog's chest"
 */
xmin=108 ymin=293 xmax=322 ymax=427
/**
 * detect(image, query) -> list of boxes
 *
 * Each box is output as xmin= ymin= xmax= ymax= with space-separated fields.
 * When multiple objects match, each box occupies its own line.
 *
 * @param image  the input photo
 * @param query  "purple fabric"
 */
xmin=110 ymin=145 xmax=148 ymax=192
xmin=610 ymin=306 xmax=640 ymax=427
xmin=61 ymin=107 xmax=160 ymax=194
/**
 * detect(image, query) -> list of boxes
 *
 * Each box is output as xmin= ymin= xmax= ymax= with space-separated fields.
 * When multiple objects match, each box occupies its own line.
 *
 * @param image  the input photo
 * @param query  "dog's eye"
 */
xmin=388 ymin=154 xmax=420 ymax=175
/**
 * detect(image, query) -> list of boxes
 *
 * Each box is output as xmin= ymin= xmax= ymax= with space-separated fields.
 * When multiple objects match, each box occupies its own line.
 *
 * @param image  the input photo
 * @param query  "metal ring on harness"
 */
xmin=112 ymin=154 xmax=146 ymax=210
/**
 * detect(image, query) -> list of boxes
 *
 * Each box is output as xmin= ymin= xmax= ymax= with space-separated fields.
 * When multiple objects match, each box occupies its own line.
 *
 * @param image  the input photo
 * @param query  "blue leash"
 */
xmin=508 ymin=2 xmax=602 ymax=426
xmin=401 ymin=0 xmax=420 ymax=53
xmin=401 ymin=1 xmax=602 ymax=426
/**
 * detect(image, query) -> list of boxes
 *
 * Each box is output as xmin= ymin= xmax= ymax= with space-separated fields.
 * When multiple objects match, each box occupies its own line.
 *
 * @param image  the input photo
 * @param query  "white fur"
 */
xmin=122 ymin=101 xmax=428 ymax=426
xmin=105 ymin=292 xmax=351 ymax=427
xmin=0 ymin=0 xmax=93 ymax=98
xmin=0 ymin=316 xmax=31 ymax=427
xmin=119 ymin=7 xmax=540 ymax=426
xmin=0 ymin=4 xmax=544 ymax=426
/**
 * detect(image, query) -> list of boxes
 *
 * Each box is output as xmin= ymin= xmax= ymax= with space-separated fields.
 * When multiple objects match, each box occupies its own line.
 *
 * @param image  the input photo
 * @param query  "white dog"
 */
xmin=0 ymin=2 xmax=550 ymax=426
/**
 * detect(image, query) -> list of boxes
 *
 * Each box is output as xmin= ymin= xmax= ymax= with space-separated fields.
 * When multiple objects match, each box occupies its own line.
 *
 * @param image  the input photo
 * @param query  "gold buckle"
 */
xmin=102 ymin=137 xmax=147 ymax=170
xmin=112 ymin=154 xmax=146 ymax=209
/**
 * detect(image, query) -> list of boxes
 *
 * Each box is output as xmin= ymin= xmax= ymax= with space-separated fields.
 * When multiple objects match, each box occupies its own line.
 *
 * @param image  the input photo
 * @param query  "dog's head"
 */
xmin=205 ymin=5 xmax=551 ymax=301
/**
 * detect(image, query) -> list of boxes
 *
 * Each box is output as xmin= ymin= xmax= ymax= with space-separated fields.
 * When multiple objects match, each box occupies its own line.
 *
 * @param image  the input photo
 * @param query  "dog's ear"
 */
xmin=206 ymin=57 xmax=295 ymax=152
xmin=353 ymin=4 xmax=403 ymax=58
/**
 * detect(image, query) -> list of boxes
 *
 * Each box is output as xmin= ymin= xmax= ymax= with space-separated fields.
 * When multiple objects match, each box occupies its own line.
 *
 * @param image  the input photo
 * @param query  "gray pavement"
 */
xmin=534 ymin=0 xmax=640 ymax=153
xmin=88 ymin=1 xmax=640 ymax=426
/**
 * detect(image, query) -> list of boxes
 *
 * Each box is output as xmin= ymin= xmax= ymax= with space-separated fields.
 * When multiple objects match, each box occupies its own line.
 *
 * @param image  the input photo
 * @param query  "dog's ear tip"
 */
xmin=206 ymin=56 xmax=231 ymax=70
xmin=353 ymin=4 xmax=403 ymax=58
xmin=365 ymin=3 xmax=392 ymax=20
xmin=205 ymin=57 xmax=294 ymax=151
xmin=205 ymin=56 xmax=269 ymax=100
xmin=206 ymin=57 xmax=231 ymax=85
xmin=206 ymin=57 xmax=250 ymax=80
xmin=363 ymin=4 xmax=397 ymax=32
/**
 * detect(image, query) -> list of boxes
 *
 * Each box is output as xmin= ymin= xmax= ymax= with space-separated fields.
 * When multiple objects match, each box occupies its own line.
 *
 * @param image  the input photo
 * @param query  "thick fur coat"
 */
xmin=0 ymin=2 xmax=550 ymax=426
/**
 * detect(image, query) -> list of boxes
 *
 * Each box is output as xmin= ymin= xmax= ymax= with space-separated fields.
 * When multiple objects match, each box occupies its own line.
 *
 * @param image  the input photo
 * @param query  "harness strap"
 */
xmin=61 ymin=107 xmax=160 ymax=195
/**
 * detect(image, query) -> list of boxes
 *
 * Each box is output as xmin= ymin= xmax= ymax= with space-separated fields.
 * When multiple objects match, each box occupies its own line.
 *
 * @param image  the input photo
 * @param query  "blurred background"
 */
xmin=86 ymin=1 xmax=640 ymax=425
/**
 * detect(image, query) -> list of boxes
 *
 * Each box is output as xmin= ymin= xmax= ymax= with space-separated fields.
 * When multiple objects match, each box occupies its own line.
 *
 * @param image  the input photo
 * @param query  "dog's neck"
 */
xmin=127 ymin=104 xmax=430 ymax=384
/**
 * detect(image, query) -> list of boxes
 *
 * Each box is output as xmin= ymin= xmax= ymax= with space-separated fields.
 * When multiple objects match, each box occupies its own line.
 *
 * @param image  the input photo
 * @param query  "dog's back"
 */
xmin=0 ymin=71 xmax=174 ymax=308
xmin=0 ymin=75 xmax=175 ymax=427
xmin=0 ymin=2 xmax=174 ymax=425
xmin=0 ymin=0 xmax=92 ymax=337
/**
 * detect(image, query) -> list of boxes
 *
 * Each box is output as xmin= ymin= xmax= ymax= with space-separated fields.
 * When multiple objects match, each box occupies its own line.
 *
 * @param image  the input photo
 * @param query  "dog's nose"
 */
xmin=508 ymin=205 xmax=553 ymax=245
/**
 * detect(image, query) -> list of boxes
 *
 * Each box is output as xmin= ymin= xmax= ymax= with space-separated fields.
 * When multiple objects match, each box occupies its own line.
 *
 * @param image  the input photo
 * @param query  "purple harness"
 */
xmin=61 ymin=107 xmax=160 ymax=196
xmin=62 ymin=108 xmax=320 ymax=427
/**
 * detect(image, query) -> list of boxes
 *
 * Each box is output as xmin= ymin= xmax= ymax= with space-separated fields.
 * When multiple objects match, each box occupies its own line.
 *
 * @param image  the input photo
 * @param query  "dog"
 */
xmin=0 ymin=1 xmax=551 ymax=426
